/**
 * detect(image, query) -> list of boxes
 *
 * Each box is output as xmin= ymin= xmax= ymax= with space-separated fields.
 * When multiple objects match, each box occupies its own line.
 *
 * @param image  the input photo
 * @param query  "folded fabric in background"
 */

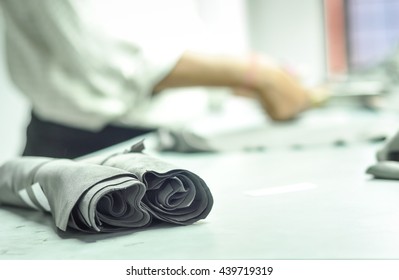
xmin=366 ymin=130 xmax=399 ymax=180
xmin=84 ymin=141 xmax=214 ymax=225
xmin=0 ymin=143 xmax=213 ymax=232
xmin=376 ymin=130 xmax=399 ymax=161
xmin=155 ymin=107 xmax=399 ymax=153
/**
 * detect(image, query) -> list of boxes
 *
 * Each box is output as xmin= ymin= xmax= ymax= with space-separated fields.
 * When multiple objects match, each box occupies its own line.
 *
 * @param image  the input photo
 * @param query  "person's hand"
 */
xmin=248 ymin=57 xmax=312 ymax=121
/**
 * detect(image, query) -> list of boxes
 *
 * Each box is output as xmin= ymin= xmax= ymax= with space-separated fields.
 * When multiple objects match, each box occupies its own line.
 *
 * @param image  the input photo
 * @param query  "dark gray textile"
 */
xmin=367 ymin=130 xmax=399 ymax=180
xmin=85 ymin=141 xmax=214 ymax=225
xmin=0 ymin=157 xmax=150 ymax=232
xmin=156 ymin=128 xmax=214 ymax=153
xmin=0 ymin=142 xmax=213 ymax=232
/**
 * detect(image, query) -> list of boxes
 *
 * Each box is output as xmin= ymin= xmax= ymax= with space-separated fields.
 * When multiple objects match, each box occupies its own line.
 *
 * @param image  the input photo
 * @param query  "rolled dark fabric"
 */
xmin=85 ymin=141 xmax=214 ymax=225
xmin=0 ymin=157 xmax=151 ymax=232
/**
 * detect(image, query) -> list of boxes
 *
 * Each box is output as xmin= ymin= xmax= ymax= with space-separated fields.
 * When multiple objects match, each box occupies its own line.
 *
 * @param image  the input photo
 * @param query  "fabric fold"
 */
xmin=0 ymin=141 xmax=213 ymax=232
xmin=84 ymin=141 xmax=214 ymax=225
xmin=0 ymin=157 xmax=151 ymax=232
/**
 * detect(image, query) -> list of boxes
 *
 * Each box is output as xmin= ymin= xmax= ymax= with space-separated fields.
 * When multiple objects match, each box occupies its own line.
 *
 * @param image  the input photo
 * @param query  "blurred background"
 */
xmin=1 ymin=0 xmax=398 ymax=159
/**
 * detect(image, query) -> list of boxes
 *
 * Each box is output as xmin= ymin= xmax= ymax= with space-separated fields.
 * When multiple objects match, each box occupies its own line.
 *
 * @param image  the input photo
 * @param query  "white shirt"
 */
xmin=0 ymin=0 xmax=208 ymax=131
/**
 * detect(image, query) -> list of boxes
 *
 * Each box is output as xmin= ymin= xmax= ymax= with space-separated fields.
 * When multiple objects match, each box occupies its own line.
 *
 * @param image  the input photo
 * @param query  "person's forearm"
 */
xmin=154 ymin=51 xmax=252 ymax=92
xmin=153 ymin=50 xmax=312 ymax=121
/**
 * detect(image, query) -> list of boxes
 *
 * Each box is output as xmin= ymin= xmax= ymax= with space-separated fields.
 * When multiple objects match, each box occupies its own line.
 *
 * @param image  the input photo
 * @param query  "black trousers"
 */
xmin=22 ymin=113 xmax=154 ymax=159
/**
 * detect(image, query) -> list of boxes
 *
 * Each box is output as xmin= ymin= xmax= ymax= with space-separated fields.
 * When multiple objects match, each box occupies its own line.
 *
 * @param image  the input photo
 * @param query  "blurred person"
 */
xmin=0 ymin=0 xmax=313 ymax=158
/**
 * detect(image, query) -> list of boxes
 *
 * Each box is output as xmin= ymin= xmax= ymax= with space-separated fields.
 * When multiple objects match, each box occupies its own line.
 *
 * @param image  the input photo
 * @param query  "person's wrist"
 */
xmin=241 ymin=53 xmax=265 ymax=92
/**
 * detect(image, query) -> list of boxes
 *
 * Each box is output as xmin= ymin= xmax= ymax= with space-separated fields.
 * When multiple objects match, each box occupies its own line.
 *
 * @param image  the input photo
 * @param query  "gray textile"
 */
xmin=0 ymin=143 xmax=213 ymax=232
xmin=0 ymin=157 xmax=150 ymax=232
xmin=366 ymin=161 xmax=399 ymax=180
xmin=367 ymin=130 xmax=399 ymax=180
xmin=156 ymin=128 xmax=214 ymax=153
xmin=84 ymin=141 xmax=214 ymax=225
xmin=376 ymin=130 xmax=399 ymax=161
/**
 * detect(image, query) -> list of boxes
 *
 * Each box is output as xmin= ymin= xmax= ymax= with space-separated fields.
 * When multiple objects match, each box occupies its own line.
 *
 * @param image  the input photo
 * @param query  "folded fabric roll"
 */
xmin=0 ymin=157 xmax=150 ymax=232
xmin=85 ymin=141 xmax=214 ymax=225
xmin=367 ymin=130 xmax=399 ymax=180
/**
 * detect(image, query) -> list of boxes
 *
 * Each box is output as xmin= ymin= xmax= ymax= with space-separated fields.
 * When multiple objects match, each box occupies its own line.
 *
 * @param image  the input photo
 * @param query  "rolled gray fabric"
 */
xmin=85 ymin=141 xmax=214 ymax=225
xmin=0 ymin=157 xmax=151 ymax=232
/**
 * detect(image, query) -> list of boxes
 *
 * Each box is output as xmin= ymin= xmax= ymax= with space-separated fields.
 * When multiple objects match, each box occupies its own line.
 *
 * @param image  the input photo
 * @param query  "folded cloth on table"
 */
xmin=156 ymin=128 xmax=214 ymax=153
xmin=84 ymin=141 xmax=214 ymax=225
xmin=376 ymin=130 xmax=399 ymax=161
xmin=366 ymin=161 xmax=399 ymax=180
xmin=367 ymin=130 xmax=399 ymax=180
xmin=0 ymin=157 xmax=150 ymax=232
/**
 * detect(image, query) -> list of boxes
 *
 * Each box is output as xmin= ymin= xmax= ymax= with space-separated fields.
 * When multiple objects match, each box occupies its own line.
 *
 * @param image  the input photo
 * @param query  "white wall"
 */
xmin=0 ymin=12 xmax=29 ymax=162
xmin=247 ymin=0 xmax=326 ymax=85
xmin=195 ymin=0 xmax=250 ymax=54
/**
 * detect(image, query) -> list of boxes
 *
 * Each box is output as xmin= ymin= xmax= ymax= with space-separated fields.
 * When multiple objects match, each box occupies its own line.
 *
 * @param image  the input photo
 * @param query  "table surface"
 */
xmin=1 ymin=108 xmax=399 ymax=260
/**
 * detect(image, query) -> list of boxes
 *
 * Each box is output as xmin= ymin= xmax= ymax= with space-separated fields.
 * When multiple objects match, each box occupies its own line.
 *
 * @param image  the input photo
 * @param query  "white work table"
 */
xmin=1 ymin=142 xmax=399 ymax=259
xmin=1 ymin=107 xmax=399 ymax=260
